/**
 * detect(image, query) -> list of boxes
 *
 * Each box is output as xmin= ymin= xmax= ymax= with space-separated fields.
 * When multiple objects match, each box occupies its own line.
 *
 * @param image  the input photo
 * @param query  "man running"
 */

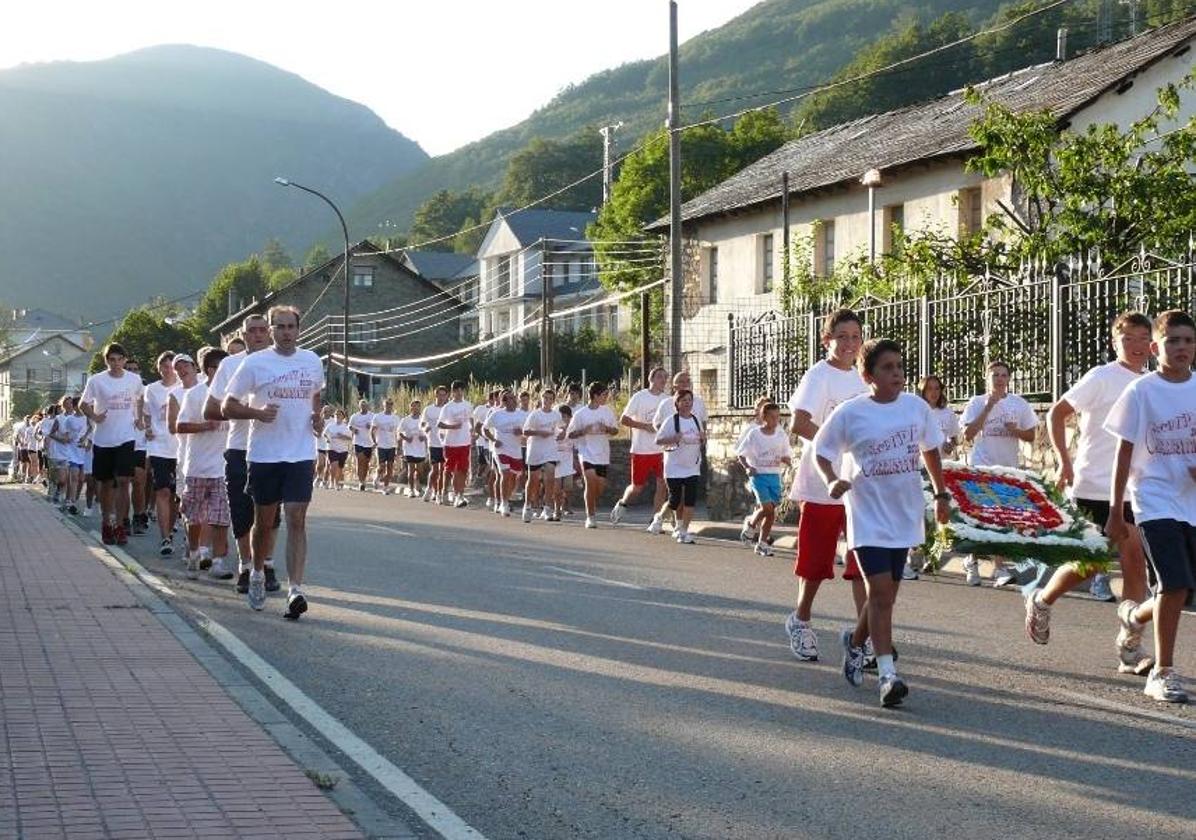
xmin=205 ymin=316 xmax=280 ymax=594
xmin=79 ymin=343 xmax=144 ymax=546
xmin=473 ymin=391 xmax=499 ymax=507
xmin=421 ymin=386 xmax=448 ymax=503
xmin=438 ymin=380 xmax=473 ymax=508
xmin=140 ymin=352 xmax=182 ymax=557
xmin=610 ymin=367 xmax=670 ymax=526
xmin=371 ymin=398 xmax=401 ymax=495
xmin=349 ymin=399 xmax=375 ymax=491
xmin=223 ymin=305 xmax=324 ymax=618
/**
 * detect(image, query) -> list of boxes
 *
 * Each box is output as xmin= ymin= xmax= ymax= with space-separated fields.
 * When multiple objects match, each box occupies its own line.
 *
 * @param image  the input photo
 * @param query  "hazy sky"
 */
xmin=2 ymin=0 xmax=761 ymax=155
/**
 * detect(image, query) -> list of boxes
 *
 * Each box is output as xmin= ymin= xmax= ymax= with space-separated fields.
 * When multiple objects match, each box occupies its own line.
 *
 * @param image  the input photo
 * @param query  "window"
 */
xmin=498 ymin=256 xmax=512 ymax=298
xmin=883 ymin=204 xmax=905 ymax=253
xmin=50 ymin=366 xmax=61 ymax=384
xmin=708 ymin=246 xmax=720 ymax=303
xmin=960 ymin=187 xmax=983 ymax=236
xmin=350 ymin=321 xmax=379 ymax=346
xmin=762 ymin=233 xmax=775 ymax=293
xmin=349 ymin=266 xmax=373 ymax=289
xmin=699 ymin=369 xmax=718 ymax=403
xmin=461 ymin=320 xmax=478 ymax=343
xmin=816 ymin=221 xmax=836 ymax=277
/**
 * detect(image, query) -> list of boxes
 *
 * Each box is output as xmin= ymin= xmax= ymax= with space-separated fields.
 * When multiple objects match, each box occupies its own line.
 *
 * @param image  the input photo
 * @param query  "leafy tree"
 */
xmin=266 ymin=267 xmax=298 ymax=291
xmin=189 ymin=258 xmax=269 ymax=338
xmin=304 ymin=244 xmax=333 ymax=270
xmin=494 ymin=130 xmax=604 ymax=212
xmin=90 ymin=306 xmax=203 ymax=375
xmin=409 ymin=188 xmax=492 ymax=250
xmin=258 ymin=238 xmax=292 ymax=272
xmin=12 ymin=389 xmax=44 ymax=419
xmin=437 ymin=327 xmax=629 ymax=385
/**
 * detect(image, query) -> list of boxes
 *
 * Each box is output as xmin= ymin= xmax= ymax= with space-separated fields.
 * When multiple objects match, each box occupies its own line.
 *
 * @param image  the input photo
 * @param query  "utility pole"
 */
xmin=781 ymin=172 xmax=790 ymax=296
xmin=667 ymin=0 xmax=683 ymax=373
xmin=640 ymin=289 xmax=650 ymax=386
xmin=599 ymin=122 xmax=624 ymax=206
xmin=539 ymin=239 xmax=553 ymax=384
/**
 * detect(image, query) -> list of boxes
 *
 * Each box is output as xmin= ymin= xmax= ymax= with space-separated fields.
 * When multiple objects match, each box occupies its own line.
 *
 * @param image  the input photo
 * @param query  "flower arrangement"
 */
xmin=925 ymin=461 xmax=1110 ymax=572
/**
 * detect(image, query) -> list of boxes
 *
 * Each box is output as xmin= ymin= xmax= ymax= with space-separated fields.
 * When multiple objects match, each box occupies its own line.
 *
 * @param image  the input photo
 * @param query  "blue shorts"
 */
xmin=749 ymin=473 xmax=782 ymax=505
xmin=855 ymin=546 xmax=910 ymax=581
xmin=247 ymin=460 xmax=315 ymax=506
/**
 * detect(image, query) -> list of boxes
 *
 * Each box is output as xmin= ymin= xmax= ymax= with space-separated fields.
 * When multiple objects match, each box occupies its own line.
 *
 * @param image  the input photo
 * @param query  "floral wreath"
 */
xmin=924 ymin=461 xmax=1110 ymax=573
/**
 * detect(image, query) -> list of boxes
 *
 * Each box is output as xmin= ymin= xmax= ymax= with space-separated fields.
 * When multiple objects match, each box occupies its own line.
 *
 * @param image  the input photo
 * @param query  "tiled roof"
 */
xmin=648 ymin=15 xmax=1196 ymax=230
xmin=402 ymin=250 xmax=477 ymax=281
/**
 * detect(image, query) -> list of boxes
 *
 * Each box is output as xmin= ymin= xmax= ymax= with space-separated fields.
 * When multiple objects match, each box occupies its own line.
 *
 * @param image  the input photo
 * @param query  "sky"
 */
xmin=1 ymin=0 xmax=762 ymax=156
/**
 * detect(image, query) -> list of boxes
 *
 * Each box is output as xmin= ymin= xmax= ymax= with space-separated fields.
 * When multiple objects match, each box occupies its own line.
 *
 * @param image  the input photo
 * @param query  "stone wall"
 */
xmin=703 ymin=405 xmax=1059 ymax=522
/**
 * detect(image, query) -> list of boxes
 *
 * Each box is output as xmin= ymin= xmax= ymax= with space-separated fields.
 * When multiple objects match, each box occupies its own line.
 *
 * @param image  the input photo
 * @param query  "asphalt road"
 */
xmin=107 ymin=488 xmax=1196 ymax=840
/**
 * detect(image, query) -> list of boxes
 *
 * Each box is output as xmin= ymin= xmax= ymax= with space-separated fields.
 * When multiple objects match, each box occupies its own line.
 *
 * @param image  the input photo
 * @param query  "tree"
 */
xmin=494 ymin=130 xmax=604 ymax=211
xmin=12 ymin=389 xmax=44 ymax=419
xmin=266 ymin=267 xmax=298 ymax=291
xmin=90 ymin=306 xmax=203 ymax=375
xmin=304 ymin=244 xmax=332 ymax=270
xmin=409 ymin=188 xmax=492 ymax=250
xmin=189 ymin=258 xmax=269 ymax=338
xmin=258 ymin=238 xmax=292 ymax=272
xmin=436 ymin=327 xmax=630 ymax=385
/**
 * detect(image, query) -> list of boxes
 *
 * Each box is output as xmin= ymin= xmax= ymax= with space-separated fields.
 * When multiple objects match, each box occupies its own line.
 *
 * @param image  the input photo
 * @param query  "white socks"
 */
xmin=877 ymin=654 xmax=896 ymax=678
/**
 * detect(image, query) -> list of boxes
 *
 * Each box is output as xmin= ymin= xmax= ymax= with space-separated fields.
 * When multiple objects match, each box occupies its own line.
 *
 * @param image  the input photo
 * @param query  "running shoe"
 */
xmin=484 ymin=497 xmax=493 ymax=508
xmin=454 ymin=497 xmax=468 ymax=509
xmin=264 ymin=566 xmax=280 ymax=592
xmin=784 ymin=612 xmax=819 ymax=661
xmin=901 ymin=560 xmax=920 ymax=581
xmin=878 ymin=674 xmax=909 ymax=707
xmin=199 ymin=553 xmax=212 ymax=572
xmin=1116 ymin=599 xmax=1144 ymax=650
xmin=522 ymin=506 xmax=532 ymax=523
xmin=247 ymin=570 xmax=266 ymax=611
xmin=208 ymin=557 xmax=234 ymax=581
xmin=585 ymin=516 xmax=596 ymax=529
xmin=358 ymin=482 xmax=366 ymax=492
xmin=159 ymin=538 xmax=173 ymax=557
xmin=235 ymin=569 xmax=250 ymax=594
xmin=1117 ymin=647 xmax=1155 ymax=676
xmin=115 ymin=524 xmax=128 ymax=546
xmin=963 ymin=555 xmax=981 ymax=587
xmin=609 ymin=502 xmax=626 ymax=524
xmin=499 ymin=503 xmax=511 ymax=517
xmin=646 ymin=516 xmax=663 ymax=535
xmin=1144 ymin=667 xmax=1188 ymax=703
xmin=283 ymin=591 xmax=308 ymax=621
xmin=840 ymin=628 xmax=865 ymax=687
xmin=740 ymin=515 xmax=758 ymax=547
xmin=993 ymin=567 xmax=1017 ymax=588
xmin=185 ymin=552 xmax=200 ymax=580
xmin=1024 ymin=589 xmax=1051 ymax=645
xmin=677 ymin=531 xmax=695 ymax=544
xmin=1089 ymin=574 xmax=1116 ymax=602
xmin=754 ymin=543 xmax=775 ymax=557
xmin=861 ymin=642 xmax=898 ymax=671
xmin=101 ymin=523 xmax=115 ymax=545
xmin=68 ymin=504 xmax=78 ymax=516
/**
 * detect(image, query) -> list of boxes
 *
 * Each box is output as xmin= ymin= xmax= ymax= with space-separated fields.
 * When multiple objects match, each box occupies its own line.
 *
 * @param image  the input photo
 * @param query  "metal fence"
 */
xmin=726 ymin=246 xmax=1196 ymax=409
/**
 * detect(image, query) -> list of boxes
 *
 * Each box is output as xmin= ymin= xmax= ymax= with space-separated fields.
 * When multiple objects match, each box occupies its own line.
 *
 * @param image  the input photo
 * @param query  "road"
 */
xmin=106 ymin=488 xmax=1196 ymax=840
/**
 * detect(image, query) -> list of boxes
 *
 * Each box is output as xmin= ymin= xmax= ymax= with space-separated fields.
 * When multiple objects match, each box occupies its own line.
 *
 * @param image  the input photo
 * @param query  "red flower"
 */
xmin=943 ymin=468 xmax=1063 ymax=534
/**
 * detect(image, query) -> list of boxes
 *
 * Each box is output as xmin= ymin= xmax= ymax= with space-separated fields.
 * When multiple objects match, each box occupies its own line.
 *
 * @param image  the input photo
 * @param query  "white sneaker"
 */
xmin=540 ymin=507 xmax=551 ymax=520
xmin=208 ymin=557 xmax=234 ymax=581
xmin=784 ymin=611 xmax=819 ymax=661
xmin=677 ymin=531 xmax=694 ymax=544
xmin=585 ymin=516 xmax=596 ymax=529
xmin=993 ymin=567 xmax=1017 ymax=588
xmin=901 ymin=560 xmax=919 ymax=581
xmin=610 ymin=502 xmax=625 ymax=524
xmin=754 ymin=542 xmax=774 ymax=557
xmin=646 ymin=516 xmax=663 ymax=535
xmin=499 ymin=502 xmax=511 ymax=517
xmin=521 ymin=506 xmax=532 ymax=523
xmin=454 ymin=497 xmax=468 ymax=509
xmin=484 ymin=497 xmax=493 ymax=508
xmin=185 ymin=552 xmax=199 ymax=580
xmin=1144 ymin=667 xmax=1188 ymax=703
xmin=963 ymin=556 xmax=981 ymax=587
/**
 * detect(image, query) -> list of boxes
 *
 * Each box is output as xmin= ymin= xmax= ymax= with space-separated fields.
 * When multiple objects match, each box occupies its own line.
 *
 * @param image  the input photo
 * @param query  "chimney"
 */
xmin=1056 ymin=27 xmax=1068 ymax=62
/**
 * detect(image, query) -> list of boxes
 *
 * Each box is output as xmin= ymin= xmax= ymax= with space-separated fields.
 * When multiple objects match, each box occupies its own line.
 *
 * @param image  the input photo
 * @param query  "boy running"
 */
xmin=566 ymin=382 xmax=619 ymax=529
xmin=484 ymin=390 xmax=527 ymax=516
xmin=1105 ymin=309 xmax=1196 ymax=703
xmin=421 ymin=386 xmax=448 ymax=503
xmin=141 ymin=352 xmax=182 ymax=557
xmin=438 ymin=380 xmax=474 ymax=507
xmin=611 ymin=367 xmax=670 ymax=525
xmin=736 ymin=402 xmax=791 ymax=556
xmin=783 ymin=309 xmax=868 ymax=663
xmin=349 ymin=399 xmax=375 ymax=491
xmin=653 ymin=389 xmax=705 ymax=543
xmin=522 ymin=389 xmax=562 ymax=522
xmin=399 ymin=400 xmax=427 ymax=497
xmin=1027 ymin=312 xmax=1154 ymax=675
xmin=815 ymin=338 xmax=951 ymax=707
xmin=324 ymin=409 xmax=351 ymax=489
xmin=371 ymin=398 xmax=401 ymax=495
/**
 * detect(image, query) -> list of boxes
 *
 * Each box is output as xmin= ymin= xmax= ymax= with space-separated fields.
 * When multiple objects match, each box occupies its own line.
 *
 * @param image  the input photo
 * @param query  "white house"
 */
xmin=647 ymin=15 xmax=1196 ymax=405
xmin=475 ymin=208 xmax=621 ymax=345
xmin=0 ymin=333 xmax=92 ymax=426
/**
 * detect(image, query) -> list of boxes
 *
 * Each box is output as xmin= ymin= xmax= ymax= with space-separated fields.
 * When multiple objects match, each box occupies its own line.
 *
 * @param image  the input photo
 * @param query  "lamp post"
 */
xmin=274 ymin=177 xmax=352 ymax=405
xmin=861 ymin=168 xmax=883 ymax=264
xmin=41 ymin=347 xmax=66 ymax=394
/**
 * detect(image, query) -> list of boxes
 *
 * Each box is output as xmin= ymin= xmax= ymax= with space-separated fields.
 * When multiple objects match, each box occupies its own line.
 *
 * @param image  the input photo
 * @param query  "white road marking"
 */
xmin=324 ymin=521 xmax=417 ymax=538
xmin=1052 ymin=689 xmax=1196 ymax=731
xmin=195 ymin=612 xmax=488 ymax=840
xmin=543 ymin=566 xmax=647 ymax=590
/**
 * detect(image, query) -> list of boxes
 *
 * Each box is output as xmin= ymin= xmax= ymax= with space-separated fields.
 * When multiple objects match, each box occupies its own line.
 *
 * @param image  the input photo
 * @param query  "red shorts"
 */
xmin=630 ymin=452 xmax=664 ymax=486
xmin=793 ymin=501 xmax=860 ymax=581
xmin=497 ymin=454 xmax=525 ymax=473
xmin=444 ymin=445 xmax=471 ymax=473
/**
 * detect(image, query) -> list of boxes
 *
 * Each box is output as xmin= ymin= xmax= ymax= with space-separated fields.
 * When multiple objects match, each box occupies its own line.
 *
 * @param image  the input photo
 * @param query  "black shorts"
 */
xmin=1074 ymin=497 xmax=1135 ymax=531
xmin=247 ymin=460 xmax=315 ymax=507
xmin=377 ymin=447 xmax=397 ymax=464
xmin=429 ymin=447 xmax=445 ymax=464
xmin=329 ymin=451 xmax=348 ymax=467
xmin=132 ymin=450 xmax=147 ymax=470
xmin=225 ymin=449 xmax=255 ymax=539
xmin=1139 ymin=519 xmax=1196 ymax=592
xmin=18 ymin=449 xmax=29 ymax=463
xmin=474 ymin=446 xmax=489 ymax=468
xmin=92 ymin=441 xmax=136 ymax=482
xmin=149 ymin=456 xmax=177 ymax=492
xmin=581 ymin=461 xmax=608 ymax=478
xmin=354 ymin=444 xmax=374 ymax=457
xmin=404 ymin=455 xmax=425 ymax=465
xmin=854 ymin=546 xmax=910 ymax=581
xmin=529 ymin=460 xmax=558 ymax=471
xmin=666 ymin=475 xmax=699 ymax=510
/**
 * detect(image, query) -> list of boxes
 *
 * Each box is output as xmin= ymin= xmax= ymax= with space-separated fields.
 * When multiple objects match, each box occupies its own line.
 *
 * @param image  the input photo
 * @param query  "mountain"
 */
xmin=341 ymin=0 xmax=1008 ymax=238
xmin=0 ymin=45 xmax=428 ymax=320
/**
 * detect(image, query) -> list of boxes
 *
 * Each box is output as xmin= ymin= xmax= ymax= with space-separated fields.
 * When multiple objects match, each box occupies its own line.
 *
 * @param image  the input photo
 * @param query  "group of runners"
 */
xmin=8 ymin=301 xmax=1193 ymax=708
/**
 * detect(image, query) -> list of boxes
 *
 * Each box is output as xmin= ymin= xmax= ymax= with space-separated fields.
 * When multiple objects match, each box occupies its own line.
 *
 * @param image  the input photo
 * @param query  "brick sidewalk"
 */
xmin=0 ymin=487 xmax=364 ymax=839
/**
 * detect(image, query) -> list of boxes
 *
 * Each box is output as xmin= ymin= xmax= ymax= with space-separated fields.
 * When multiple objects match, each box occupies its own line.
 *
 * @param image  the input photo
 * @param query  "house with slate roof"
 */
xmin=646 ymin=15 xmax=1196 ymax=405
xmin=399 ymin=250 xmax=481 ymax=341
xmin=475 ymin=208 xmax=622 ymax=346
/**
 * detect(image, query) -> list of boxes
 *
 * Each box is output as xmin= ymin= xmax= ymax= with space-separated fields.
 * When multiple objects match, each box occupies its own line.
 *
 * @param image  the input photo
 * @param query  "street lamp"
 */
xmin=274 ymin=177 xmax=352 ymax=405
xmin=861 ymin=168 xmax=883 ymax=264
xmin=41 ymin=347 xmax=67 ymax=393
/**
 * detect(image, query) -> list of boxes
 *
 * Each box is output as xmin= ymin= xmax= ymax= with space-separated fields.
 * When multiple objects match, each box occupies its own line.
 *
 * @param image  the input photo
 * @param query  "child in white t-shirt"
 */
xmin=522 ymin=389 xmax=562 ymax=522
xmin=736 ymin=402 xmax=791 ymax=557
xmin=814 ymin=338 xmax=951 ymax=708
xmin=653 ymin=390 xmax=705 ymax=543
xmin=1105 ymin=310 xmax=1196 ymax=704
xmin=399 ymin=400 xmax=428 ymax=498
xmin=323 ymin=409 xmax=352 ymax=490
xmin=565 ymin=382 xmax=619 ymax=529
xmin=959 ymin=360 xmax=1039 ymax=588
xmin=736 ymin=395 xmax=774 ymax=546
xmin=552 ymin=404 xmax=579 ymax=521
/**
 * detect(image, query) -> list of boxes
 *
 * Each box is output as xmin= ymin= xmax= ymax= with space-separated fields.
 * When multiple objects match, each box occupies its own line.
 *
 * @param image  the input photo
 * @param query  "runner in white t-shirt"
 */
xmin=438 ymin=381 xmax=474 ymax=508
xmin=421 ymin=386 xmax=449 ymax=503
xmin=521 ymin=389 xmax=563 ymax=522
xmin=653 ymin=390 xmax=705 ymax=544
xmin=223 ymin=305 xmax=325 ymax=619
xmin=483 ymin=389 xmax=527 ymax=517
xmin=349 ymin=399 xmax=375 ymax=492
xmin=399 ymin=400 xmax=427 ymax=498
xmin=736 ymin=402 xmax=792 ymax=556
xmin=610 ymin=367 xmax=670 ymax=525
xmin=323 ymin=409 xmax=352 ymax=490
xmin=1028 ymin=312 xmax=1155 ymax=675
xmin=814 ymin=338 xmax=951 ymax=708
xmin=80 ymin=342 xmax=145 ymax=547
xmin=960 ymin=360 xmax=1039 ymax=587
xmin=167 ymin=354 xmax=202 ymax=569
xmin=474 ymin=391 xmax=500 ymax=508
xmin=736 ymin=395 xmax=776 ymax=547
xmin=551 ymin=403 xmax=579 ymax=521
xmin=140 ymin=352 xmax=183 ymax=556
xmin=565 ymin=382 xmax=619 ymax=529
xmin=120 ymin=358 xmax=151 ymax=533
xmin=371 ymin=398 xmax=401 ymax=495
xmin=315 ymin=405 xmax=334 ymax=488
xmin=783 ymin=309 xmax=868 ymax=664
xmin=1105 ymin=310 xmax=1196 ymax=704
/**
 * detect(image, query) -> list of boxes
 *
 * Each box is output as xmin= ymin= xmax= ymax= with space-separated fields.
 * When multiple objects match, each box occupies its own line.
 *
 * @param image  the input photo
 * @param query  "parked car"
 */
xmin=0 ymin=443 xmax=12 ymax=477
